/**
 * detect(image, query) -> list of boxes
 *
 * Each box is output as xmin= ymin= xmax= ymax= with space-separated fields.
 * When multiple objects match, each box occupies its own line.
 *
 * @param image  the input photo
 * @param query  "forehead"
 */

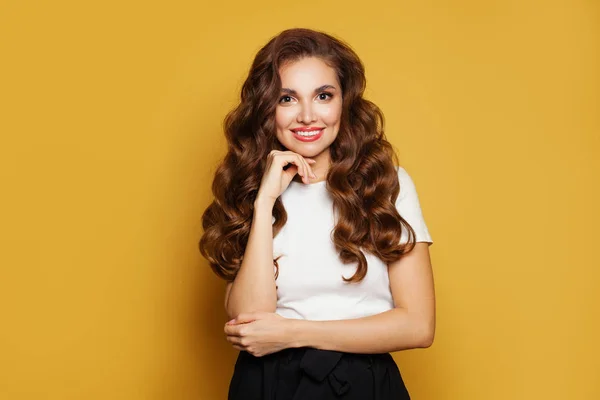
xmin=279 ymin=57 xmax=339 ymax=90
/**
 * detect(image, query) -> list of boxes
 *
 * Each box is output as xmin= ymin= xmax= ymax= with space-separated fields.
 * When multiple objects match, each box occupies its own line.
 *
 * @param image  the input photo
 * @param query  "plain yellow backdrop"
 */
xmin=1 ymin=0 xmax=598 ymax=399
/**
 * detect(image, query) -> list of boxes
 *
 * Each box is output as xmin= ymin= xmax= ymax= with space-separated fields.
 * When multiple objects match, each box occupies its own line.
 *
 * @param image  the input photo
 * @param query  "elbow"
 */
xmin=415 ymin=320 xmax=435 ymax=348
xmin=419 ymin=330 xmax=435 ymax=348
xmin=225 ymin=303 xmax=276 ymax=320
xmin=224 ymin=289 xmax=277 ymax=320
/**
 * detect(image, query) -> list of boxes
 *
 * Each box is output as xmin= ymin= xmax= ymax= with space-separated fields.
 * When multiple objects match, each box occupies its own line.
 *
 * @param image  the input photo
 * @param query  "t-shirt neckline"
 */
xmin=289 ymin=179 xmax=327 ymax=188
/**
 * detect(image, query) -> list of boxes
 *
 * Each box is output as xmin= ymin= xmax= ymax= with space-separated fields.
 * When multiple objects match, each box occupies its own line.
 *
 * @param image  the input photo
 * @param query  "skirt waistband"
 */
xmin=230 ymin=347 xmax=410 ymax=400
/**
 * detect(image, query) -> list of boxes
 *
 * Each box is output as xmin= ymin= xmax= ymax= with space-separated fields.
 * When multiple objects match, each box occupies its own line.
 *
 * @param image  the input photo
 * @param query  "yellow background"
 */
xmin=1 ymin=0 xmax=598 ymax=398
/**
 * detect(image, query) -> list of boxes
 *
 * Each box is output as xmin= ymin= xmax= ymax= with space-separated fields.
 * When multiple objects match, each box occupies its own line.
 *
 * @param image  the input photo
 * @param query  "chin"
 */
xmin=283 ymin=143 xmax=326 ymax=158
xmin=276 ymin=133 xmax=335 ymax=158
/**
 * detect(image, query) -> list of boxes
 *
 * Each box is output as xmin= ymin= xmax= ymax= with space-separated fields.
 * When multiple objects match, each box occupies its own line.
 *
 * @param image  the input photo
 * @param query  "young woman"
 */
xmin=199 ymin=27 xmax=435 ymax=400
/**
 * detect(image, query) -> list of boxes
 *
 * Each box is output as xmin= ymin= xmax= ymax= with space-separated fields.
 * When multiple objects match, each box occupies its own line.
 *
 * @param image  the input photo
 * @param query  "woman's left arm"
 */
xmin=225 ymin=242 xmax=435 ymax=356
xmin=290 ymin=242 xmax=435 ymax=353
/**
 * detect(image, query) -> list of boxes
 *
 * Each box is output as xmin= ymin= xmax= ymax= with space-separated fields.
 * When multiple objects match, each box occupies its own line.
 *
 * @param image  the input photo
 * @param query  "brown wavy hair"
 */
xmin=199 ymin=28 xmax=417 ymax=283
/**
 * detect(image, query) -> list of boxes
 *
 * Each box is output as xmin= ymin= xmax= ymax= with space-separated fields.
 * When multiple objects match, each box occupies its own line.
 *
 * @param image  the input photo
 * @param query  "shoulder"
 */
xmin=394 ymin=165 xmax=412 ymax=180
xmin=394 ymin=165 xmax=417 ymax=199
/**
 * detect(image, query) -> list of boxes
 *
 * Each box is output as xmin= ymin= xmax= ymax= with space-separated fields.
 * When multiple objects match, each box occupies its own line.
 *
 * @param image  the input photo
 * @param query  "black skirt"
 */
xmin=228 ymin=347 xmax=411 ymax=400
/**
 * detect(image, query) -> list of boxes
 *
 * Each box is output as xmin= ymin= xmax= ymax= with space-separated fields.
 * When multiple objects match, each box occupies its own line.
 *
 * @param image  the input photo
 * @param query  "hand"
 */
xmin=256 ymin=150 xmax=317 ymax=205
xmin=224 ymin=312 xmax=294 ymax=357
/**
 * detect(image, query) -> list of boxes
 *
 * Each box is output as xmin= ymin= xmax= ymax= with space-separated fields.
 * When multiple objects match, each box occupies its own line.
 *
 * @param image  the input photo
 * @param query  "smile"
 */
xmin=291 ymin=128 xmax=325 ymax=142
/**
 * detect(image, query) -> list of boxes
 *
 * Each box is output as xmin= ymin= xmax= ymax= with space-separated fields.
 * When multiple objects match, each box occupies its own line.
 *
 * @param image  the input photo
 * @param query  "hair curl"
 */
xmin=199 ymin=28 xmax=417 ymax=283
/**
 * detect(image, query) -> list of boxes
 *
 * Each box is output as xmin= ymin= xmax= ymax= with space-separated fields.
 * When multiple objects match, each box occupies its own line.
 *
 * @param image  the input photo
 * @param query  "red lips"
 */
xmin=291 ymin=127 xmax=325 ymax=132
xmin=291 ymin=128 xmax=324 ymax=142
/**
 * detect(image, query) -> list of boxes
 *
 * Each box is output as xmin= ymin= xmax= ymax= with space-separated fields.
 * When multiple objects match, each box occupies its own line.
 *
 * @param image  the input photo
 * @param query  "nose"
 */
xmin=296 ymin=100 xmax=317 ymax=124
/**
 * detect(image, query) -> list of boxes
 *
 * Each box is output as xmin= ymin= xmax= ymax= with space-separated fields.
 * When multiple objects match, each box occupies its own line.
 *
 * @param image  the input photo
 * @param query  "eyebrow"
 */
xmin=280 ymin=84 xmax=337 ymax=96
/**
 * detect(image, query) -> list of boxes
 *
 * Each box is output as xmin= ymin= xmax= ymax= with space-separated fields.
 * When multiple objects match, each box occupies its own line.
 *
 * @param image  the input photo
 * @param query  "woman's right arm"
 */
xmin=224 ymin=196 xmax=276 ymax=320
xmin=223 ymin=150 xmax=317 ymax=320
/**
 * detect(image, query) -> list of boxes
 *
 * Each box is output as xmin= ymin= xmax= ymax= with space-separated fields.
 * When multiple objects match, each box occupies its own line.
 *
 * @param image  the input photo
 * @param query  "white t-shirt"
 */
xmin=273 ymin=166 xmax=433 ymax=321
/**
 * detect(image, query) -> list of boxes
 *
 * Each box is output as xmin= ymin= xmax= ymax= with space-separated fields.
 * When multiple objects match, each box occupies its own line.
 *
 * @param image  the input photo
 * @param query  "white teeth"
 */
xmin=295 ymin=129 xmax=322 ymax=137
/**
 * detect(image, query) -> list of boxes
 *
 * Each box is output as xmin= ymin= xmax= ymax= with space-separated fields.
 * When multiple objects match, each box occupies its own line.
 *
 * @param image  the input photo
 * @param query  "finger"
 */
xmin=226 ymin=335 xmax=243 ymax=345
xmin=284 ymin=153 xmax=306 ymax=182
xmin=234 ymin=312 xmax=258 ymax=324
xmin=298 ymin=154 xmax=317 ymax=183
xmin=225 ymin=323 xmax=247 ymax=336
xmin=296 ymin=154 xmax=309 ymax=183
xmin=232 ymin=345 xmax=245 ymax=352
xmin=224 ymin=324 xmax=240 ymax=336
xmin=303 ymin=157 xmax=317 ymax=179
xmin=266 ymin=150 xmax=278 ymax=167
xmin=275 ymin=154 xmax=307 ymax=181
xmin=300 ymin=155 xmax=315 ymax=182
xmin=283 ymin=163 xmax=298 ymax=178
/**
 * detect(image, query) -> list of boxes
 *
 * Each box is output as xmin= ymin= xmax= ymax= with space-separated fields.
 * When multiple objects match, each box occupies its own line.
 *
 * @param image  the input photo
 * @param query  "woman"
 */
xmin=199 ymin=27 xmax=435 ymax=399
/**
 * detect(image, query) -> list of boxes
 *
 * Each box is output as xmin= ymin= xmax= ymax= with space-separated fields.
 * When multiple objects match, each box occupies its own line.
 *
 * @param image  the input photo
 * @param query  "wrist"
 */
xmin=254 ymin=196 xmax=275 ymax=210
xmin=287 ymin=318 xmax=308 ymax=349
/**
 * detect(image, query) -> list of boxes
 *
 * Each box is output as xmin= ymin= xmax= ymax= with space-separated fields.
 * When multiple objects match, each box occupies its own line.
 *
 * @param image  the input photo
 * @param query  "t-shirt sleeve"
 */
xmin=395 ymin=166 xmax=433 ymax=246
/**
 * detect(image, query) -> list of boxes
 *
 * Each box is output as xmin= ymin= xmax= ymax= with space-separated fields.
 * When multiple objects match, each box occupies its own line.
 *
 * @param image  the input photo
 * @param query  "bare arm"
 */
xmin=224 ymin=197 xmax=277 ymax=320
xmin=288 ymin=242 xmax=435 ymax=353
xmin=223 ymin=149 xmax=316 ymax=321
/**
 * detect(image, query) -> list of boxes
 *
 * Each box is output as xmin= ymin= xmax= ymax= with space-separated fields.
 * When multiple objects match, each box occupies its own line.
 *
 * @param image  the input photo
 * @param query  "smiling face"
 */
xmin=275 ymin=57 xmax=343 ymax=172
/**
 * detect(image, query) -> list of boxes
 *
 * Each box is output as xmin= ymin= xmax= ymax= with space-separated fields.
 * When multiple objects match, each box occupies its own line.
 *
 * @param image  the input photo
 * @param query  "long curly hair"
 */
xmin=199 ymin=28 xmax=417 ymax=283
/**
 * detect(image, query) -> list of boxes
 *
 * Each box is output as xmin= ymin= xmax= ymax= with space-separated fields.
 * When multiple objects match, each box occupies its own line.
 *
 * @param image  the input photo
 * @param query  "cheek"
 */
xmin=319 ymin=104 xmax=342 ymax=125
xmin=275 ymin=108 xmax=295 ymax=130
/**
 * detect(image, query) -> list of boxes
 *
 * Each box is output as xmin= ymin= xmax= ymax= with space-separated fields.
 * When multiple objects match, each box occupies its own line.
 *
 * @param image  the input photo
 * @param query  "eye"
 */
xmin=317 ymin=92 xmax=333 ymax=101
xmin=279 ymin=95 xmax=293 ymax=104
